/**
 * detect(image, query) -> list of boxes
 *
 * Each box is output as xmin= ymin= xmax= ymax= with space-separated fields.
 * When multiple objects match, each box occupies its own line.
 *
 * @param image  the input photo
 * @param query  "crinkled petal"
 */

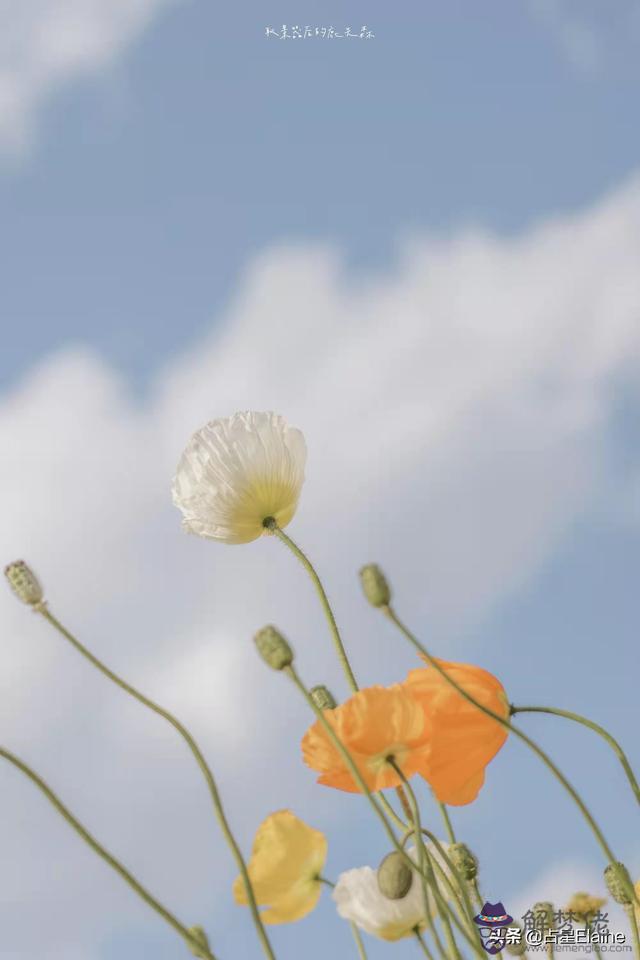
xmin=172 ymin=411 xmax=306 ymax=544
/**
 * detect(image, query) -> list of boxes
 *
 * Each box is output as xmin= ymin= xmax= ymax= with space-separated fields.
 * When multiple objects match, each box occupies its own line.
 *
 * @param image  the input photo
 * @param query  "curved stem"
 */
xmin=390 ymin=761 xmax=477 ymax=960
xmin=382 ymin=605 xmax=627 ymax=887
xmin=510 ymin=705 xmax=640 ymax=806
xmin=267 ymin=523 xmax=358 ymax=690
xmin=267 ymin=524 xmax=409 ymax=831
xmin=350 ymin=923 xmax=368 ymax=959
xmin=414 ymin=928 xmax=436 ymax=960
xmin=285 ymin=665 xmax=401 ymax=851
xmin=38 ymin=607 xmax=276 ymax=960
xmin=0 ymin=746 xmax=217 ymax=960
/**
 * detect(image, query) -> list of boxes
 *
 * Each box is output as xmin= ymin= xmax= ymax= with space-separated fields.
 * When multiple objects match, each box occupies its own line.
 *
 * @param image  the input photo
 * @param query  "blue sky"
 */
xmin=2 ymin=0 xmax=640 ymax=388
xmin=1 ymin=2 xmax=640 ymax=959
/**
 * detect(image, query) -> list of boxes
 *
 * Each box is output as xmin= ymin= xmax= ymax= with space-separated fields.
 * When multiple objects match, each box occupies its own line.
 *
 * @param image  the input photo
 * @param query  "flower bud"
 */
xmin=604 ymin=862 xmax=634 ymax=905
xmin=254 ymin=625 xmax=294 ymax=670
xmin=310 ymin=685 xmax=337 ymax=711
xmin=377 ymin=851 xmax=413 ymax=900
xmin=448 ymin=842 xmax=479 ymax=880
xmin=359 ymin=564 xmax=391 ymax=608
xmin=532 ymin=902 xmax=554 ymax=933
xmin=187 ymin=925 xmax=211 ymax=958
xmin=4 ymin=560 xmax=44 ymax=607
xmin=505 ymin=925 xmax=527 ymax=956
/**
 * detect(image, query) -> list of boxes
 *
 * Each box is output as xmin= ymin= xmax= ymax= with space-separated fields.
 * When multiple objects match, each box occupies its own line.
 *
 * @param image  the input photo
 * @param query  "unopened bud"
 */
xmin=377 ymin=851 xmax=413 ymax=900
xmin=505 ymin=924 xmax=527 ymax=956
xmin=254 ymin=625 xmax=294 ymax=670
xmin=448 ymin=842 xmax=479 ymax=881
xmin=532 ymin=902 xmax=554 ymax=933
xmin=359 ymin=564 xmax=391 ymax=608
xmin=310 ymin=685 xmax=337 ymax=711
xmin=605 ymin=862 xmax=633 ymax=905
xmin=4 ymin=561 xmax=44 ymax=607
xmin=187 ymin=925 xmax=211 ymax=958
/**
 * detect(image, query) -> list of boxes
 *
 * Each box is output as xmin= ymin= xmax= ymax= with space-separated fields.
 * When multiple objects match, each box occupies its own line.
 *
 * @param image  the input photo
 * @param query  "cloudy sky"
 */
xmin=1 ymin=2 xmax=640 ymax=959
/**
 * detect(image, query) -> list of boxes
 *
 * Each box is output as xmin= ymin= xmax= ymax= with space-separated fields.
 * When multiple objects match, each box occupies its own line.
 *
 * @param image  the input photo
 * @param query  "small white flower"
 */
xmin=333 ymin=845 xmax=450 ymax=942
xmin=172 ymin=411 xmax=306 ymax=544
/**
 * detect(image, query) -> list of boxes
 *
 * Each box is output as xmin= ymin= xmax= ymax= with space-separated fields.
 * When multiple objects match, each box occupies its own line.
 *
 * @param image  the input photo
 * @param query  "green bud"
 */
xmin=254 ymin=625 xmax=294 ymax=670
xmin=310 ymin=685 xmax=337 ymax=711
xmin=448 ymin=842 xmax=479 ymax=880
xmin=187 ymin=925 xmax=211 ymax=958
xmin=532 ymin=902 xmax=554 ymax=933
xmin=4 ymin=560 xmax=44 ymax=607
xmin=604 ymin=862 xmax=634 ymax=905
xmin=505 ymin=924 xmax=527 ymax=956
xmin=377 ymin=851 xmax=413 ymax=900
xmin=359 ymin=564 xmax=391 ymax=608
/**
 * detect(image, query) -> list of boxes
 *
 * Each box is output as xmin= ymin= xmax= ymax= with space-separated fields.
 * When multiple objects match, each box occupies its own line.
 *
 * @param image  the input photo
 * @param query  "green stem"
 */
xmin=285 ymin=665 xmax=402 ymax=851
xmin=438 ymin=803 xmax=456 ymax=845
xmin=268 ymin=523 xmax=408 ymax=831
xmin=511 ymin=705 xmax=640 ymax=806
xmin=38 ymin=607 xmax=276 ymax=960
xmin=626 ymin=906 xmax=640 ymax=960
xmin=382 ymin=606 xmax=624 ymax=878
xmin=0 ymin=746 xmax=217 ymax=960
xmin=390 ymin=761 xmax=467 ymax=960
xmin=267 ymin=522 xmax=358 ymax=691
xmin=412 ymin=828 xmax=482 ymax=945
xmin=350 ymin=923 xmax=368 ymax=960
xmin=414 ymin=928 xmax=437 ymax=960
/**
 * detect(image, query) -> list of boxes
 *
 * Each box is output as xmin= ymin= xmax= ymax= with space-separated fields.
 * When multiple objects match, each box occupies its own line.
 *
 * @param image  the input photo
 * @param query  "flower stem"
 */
xmin=350 ymin=923 xmax=368 ymax=959
xmin=626 ymin=906 xmax=640 ymax=960
xmin=267 ymin=522 xmax=358 ymax=691
xmin=390 ymin=761 xmax=481 ymax=960
xmin=414 ymin=928 xmax=437 ymax=960
xmin=37 ymin=606 xmax=276 ymax=960
xmin=510 ymin=705 xmax=640 ymax=806
xmin=0 ymin=746 xmax=217 ymax=960
xmin=438 ymin=803 xmax=456 ymax=845
xmin=268 ymin=523 xmax=410 ymax=830
xmin=285 ymin=665 xmax=402 ymax=851
xmin=382 ymin=605 xmax=625 ymax=881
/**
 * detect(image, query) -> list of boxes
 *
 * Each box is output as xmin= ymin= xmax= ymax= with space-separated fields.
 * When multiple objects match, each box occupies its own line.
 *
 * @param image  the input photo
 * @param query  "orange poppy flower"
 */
xmin=404 ymin=659 xmax=509 ymax=806
xmin=301 ymin=684 xmax=430 ymax=793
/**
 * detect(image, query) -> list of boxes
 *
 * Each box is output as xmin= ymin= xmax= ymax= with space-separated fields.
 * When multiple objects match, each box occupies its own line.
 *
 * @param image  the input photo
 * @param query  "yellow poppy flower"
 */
xmin=233 ymin=810 xmax=327 ymax=924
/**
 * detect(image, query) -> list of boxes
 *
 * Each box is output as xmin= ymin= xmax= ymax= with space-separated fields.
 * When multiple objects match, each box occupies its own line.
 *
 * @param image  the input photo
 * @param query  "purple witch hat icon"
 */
xmin=473 ymin=902 xmax=514 ymax=927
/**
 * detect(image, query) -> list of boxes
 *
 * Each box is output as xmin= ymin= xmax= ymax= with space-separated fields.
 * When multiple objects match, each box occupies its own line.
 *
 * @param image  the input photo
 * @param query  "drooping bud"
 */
xmin=254 ymin=625 xmax=294 ymax=670
xmin=532 ymin=902 xmax=554 ymax=933
xmin=604 ymin=862 xmax=633 ymax=905
xmin=505 ymin=924 xmax=527 ymax=956
xmin=310 ymin=685 xmax=337 ymax=711
xmin=359 ymin=564 xmax=391 ymax=608
xmin=377 ymin=851 xmax=413 ymax=900
xmin=448 ymin=842 xmax=479 ymax=880
xmin=4 ymin=561 xmax=44 ymax=607
xmin=187 ymin=925 xmax=211 ymax=958
xmin=565 ymin=892 xmax=606 ymax=925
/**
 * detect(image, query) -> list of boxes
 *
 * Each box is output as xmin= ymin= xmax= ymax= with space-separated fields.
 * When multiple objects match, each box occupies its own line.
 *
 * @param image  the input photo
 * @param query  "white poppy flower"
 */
xmin=332 ymin=845 xmax=450 ymax=942
xmin=172 ymin=411 xmax=306 ymax=544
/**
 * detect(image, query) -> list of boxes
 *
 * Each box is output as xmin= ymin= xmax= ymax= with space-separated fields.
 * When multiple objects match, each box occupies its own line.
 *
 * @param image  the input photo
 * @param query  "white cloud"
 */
xmin=0 ymin=0 xmax=177 ymax=153
xmin=1 ymin=176 xmax=640 ymax=956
